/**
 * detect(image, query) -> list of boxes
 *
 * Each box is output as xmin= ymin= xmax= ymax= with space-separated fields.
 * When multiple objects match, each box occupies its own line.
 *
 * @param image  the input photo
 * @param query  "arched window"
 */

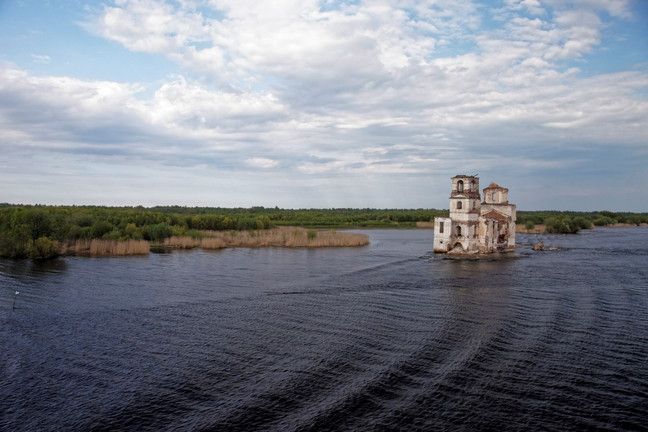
xmin=470 ymin=180 xmax=476 ymax=191
xmin=456 ymin=226 xmax=462 ymax=236
xmin=457 ymin=180 xmax=464 ymax=192
xmin=456 ymin=201 xmax=462 ymax=209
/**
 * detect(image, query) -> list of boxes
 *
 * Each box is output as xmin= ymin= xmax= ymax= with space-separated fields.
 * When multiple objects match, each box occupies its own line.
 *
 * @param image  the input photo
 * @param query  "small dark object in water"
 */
xmin=532 ymin=241 xmax=544 ymax=251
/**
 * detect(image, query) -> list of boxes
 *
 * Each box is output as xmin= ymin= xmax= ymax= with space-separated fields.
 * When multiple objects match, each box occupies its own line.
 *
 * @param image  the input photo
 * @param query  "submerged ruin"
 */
xmin=433 ymin=175 xmax=516 ymax=254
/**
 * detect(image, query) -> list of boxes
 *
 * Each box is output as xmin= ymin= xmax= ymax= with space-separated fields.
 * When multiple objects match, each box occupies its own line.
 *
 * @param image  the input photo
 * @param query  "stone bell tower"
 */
xmin=449 ymin=175 xmax=481 ymax=252
xmin=450 ymin=176 xmax=481 ymax=218
xmin=434 ymin=175 xmax=481 ymax=253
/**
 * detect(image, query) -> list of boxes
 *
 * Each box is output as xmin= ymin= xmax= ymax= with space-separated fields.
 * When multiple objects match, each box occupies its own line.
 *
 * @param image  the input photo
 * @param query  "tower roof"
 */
xmin=483 ymin=182 xmax=508 ymax=191
xmin=451 ymin=174 xmax=478 ymax=179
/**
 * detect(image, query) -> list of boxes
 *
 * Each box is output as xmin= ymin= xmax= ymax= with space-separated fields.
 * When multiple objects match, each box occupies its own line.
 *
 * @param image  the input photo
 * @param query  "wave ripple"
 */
xmin=1 ymin=228 xmax=648 ymax=431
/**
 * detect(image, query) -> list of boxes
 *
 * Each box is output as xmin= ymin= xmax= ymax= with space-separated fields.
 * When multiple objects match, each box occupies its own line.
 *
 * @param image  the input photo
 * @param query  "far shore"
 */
xmin=515 ymin=223 xmax=648 ymax=234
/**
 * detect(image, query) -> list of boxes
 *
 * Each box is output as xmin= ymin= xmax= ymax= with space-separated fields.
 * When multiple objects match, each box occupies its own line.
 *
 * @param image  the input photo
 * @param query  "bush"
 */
xmin=75 ymin=214 xmax=94 ymax=227
xmin=255 ymin=216 xmax=271 ymax=230
xmin=123 ymin=223 xmax=143 ymax=240
xmin=571 ymin=216 xmax=592 ymax=230
xmin=30 ymin=236 xmax=60 ymax=259
xmin=545 ymin=217 xmax=580 ymax=234
xmin=524 ymin=221 xmax=535 ymax=230
xmin=0 ymin=225 xmax=32 ymax=258
xmin=24 ymin=210 xmax=53 ymax=239
xmin=91 ymin=221 xmax=114 ymax=238
xmin=143 ymin=223 xmax=172 ymax=242
xmin=593 ymin=216 xmax=615 ymax=226
xmin=627 ymin=215 xmax=643 ymax=226
xmin=102 ymin=229 xmax=122 ymax=240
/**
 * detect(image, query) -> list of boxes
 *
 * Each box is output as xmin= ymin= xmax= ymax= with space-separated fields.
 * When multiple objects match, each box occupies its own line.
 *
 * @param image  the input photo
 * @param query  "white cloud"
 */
xmin=0 ymin=0 xmax=646 ymax=208
xmin=145 ymin=76 xmax=286 ymax=132
xmin=544 ymin=0 xmax=631 ymax=18
xmin=90 ymin=0 xmax=209 ymax=53
xmin=245 ymin=157 xmax=279 ymax=169
xmin=87 ymin=0 xmax=480 ymax=86
xmin=506 ymin=0 xmax=545 ymax=16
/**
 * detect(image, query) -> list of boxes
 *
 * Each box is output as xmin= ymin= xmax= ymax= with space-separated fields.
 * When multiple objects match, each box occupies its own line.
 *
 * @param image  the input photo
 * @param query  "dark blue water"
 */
xmin=1 ymin=228 xmax=647 ymax=431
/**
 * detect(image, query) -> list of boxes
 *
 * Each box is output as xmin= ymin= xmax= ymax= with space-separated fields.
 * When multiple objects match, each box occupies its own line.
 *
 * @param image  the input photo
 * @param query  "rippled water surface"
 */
xmin=1 ymin=228 xmax=647 ymax=431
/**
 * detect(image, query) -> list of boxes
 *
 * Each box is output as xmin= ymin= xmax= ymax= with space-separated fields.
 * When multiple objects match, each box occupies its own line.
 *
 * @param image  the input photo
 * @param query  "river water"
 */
xmin=1 ymin=228 xmax=647 ymax=431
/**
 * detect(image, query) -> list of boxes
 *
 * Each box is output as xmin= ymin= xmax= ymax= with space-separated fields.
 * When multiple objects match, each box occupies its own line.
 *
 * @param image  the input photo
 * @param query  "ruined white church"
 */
xmin=433 ymin=175 xmax=516 ymax=254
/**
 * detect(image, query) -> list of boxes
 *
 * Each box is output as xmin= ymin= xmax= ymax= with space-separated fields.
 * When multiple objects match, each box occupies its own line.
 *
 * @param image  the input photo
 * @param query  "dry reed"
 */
xmin=415 ymin=221 xmax=435 ymax=228
xmin=58 ymin=227 xmax=367 ymax=257
xmin=163 ymin=236 xmax=227 ymax=249
xmin=169 ymin=227 xmax=368 ymax=250
xmin=61 ymin=239 xmax=150 ymax=257
xmin=515 ymin=224 xmax=546 ymax=234
xmin=163 ymin=236 xmax=201 ymax=249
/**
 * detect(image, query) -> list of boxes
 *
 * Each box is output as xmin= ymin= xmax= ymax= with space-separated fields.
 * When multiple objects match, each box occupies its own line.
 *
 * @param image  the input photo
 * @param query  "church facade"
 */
xmin=433 ymin=175 xmax=516 ymax=254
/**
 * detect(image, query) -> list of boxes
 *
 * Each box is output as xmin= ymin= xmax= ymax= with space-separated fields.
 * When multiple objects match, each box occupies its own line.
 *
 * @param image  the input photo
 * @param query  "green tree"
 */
xmin=123 ymin=223 xmax=143 ymax=240
xmin=0 ymin=224 xmax=33 ymax=258
xmin=91 ymin=221 xmax=114 ymax=238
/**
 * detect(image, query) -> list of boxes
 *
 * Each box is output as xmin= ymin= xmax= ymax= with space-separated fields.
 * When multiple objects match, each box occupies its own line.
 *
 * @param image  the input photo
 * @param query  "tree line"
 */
xmin=515 ymin=210 xmax=648 ymax=234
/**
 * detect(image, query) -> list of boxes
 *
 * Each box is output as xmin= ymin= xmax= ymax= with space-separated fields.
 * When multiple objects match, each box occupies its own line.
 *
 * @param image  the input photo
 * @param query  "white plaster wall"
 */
xmin=484 ymin=189 xmax=509 ymax=204
xmin=508 ymin=204 xmax=516 ymax=247
xmin=450 ymin=198 xmax=466 ymax=212
xmin=449 ymin=212 xmax=480 ymax=223
xmin=451 ymin=221 xmax=480 ymax=252
xmin=433 ymin=217 xmax=452 ymax=252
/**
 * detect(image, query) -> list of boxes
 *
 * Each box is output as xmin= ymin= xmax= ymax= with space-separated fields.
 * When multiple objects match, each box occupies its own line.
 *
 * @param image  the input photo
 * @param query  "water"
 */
xmin=1 ymin=228 xmax=647 ymax=431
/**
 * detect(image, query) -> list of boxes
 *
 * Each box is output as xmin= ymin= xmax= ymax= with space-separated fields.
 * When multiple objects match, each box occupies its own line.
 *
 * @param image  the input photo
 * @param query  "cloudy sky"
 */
xmin=0 ymin=0 xmax=646 ymax=210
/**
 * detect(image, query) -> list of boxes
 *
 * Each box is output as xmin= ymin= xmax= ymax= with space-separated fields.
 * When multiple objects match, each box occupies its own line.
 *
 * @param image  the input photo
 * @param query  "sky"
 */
xmin=0 ymin=0 xmax=647 ymax=210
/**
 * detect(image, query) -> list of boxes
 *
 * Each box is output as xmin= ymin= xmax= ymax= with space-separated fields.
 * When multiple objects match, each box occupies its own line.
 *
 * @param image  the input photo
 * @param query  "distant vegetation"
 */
xmin=0 ymin=205 xmax=383 ymax=259
xmin=0 ymin=204 xmax=646 ymax=258
xmin=515 ymin=211 xmax=648 ymax=234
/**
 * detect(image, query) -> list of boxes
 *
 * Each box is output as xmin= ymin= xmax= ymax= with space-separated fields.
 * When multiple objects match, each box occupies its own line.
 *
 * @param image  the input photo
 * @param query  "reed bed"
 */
xmin=62 ymin=239 xmax=150 ymax=256
xmin=163 ymin=236 xmax=202 ymax=249
xmin=515 ymin=224 xmax=546 ymax=234
xmin=415 ymin=221 xmax=435 ymax=228
xmin=172 ymin=227 xmax=369 ymax=249
xmin=163 ymin=236 xmax=227 ymax=249
xmin=57 ymin=228 xmax=367 ymax=257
